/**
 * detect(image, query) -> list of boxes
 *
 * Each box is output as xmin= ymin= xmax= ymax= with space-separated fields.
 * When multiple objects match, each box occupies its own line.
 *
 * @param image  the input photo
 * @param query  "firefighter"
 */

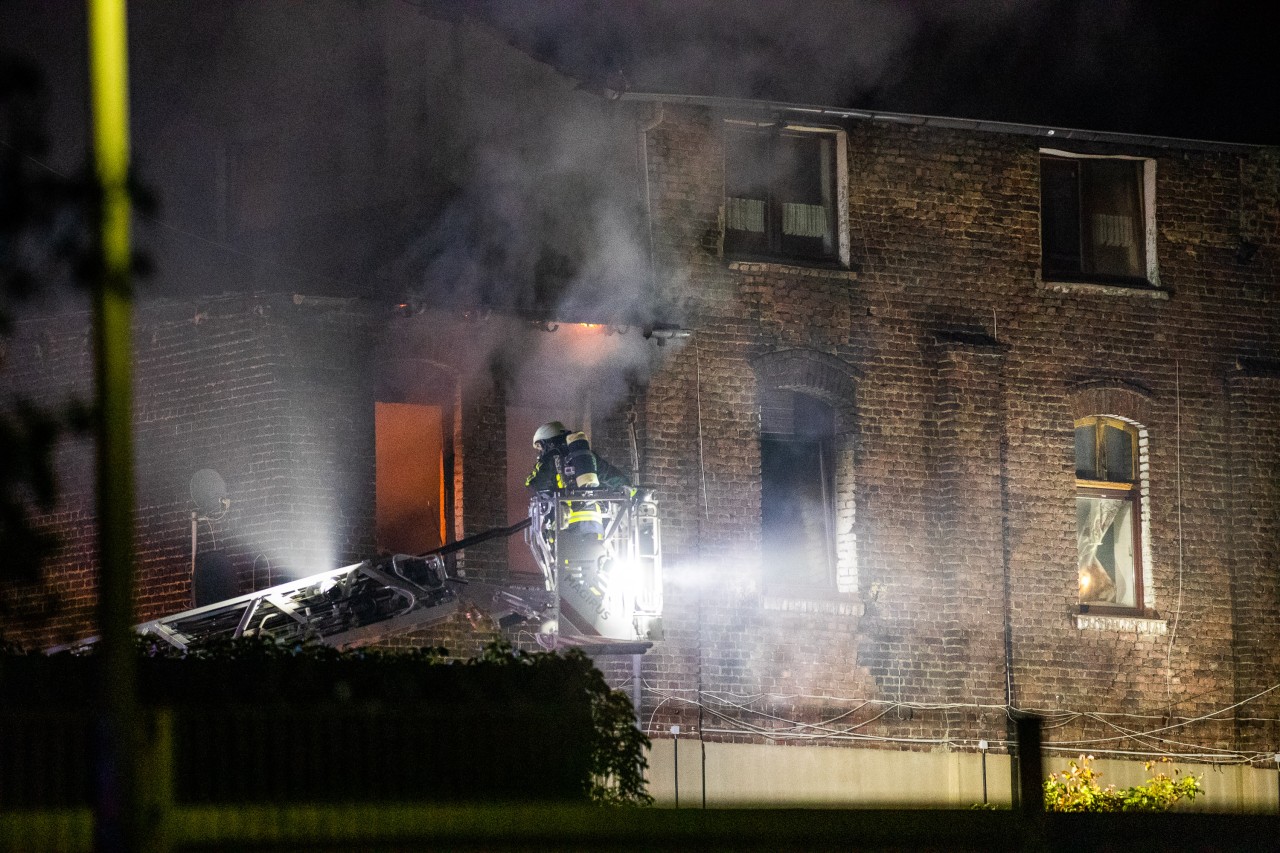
xmin=525 ymin=422 xmax=629 ymax=583
xmin=525 ymin=421 xmax=629 ymax=492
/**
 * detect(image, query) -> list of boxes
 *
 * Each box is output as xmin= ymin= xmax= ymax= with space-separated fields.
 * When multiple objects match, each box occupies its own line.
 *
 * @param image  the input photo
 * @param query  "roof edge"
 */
xmin=618 ymin=91 xmax=1264 ymax=153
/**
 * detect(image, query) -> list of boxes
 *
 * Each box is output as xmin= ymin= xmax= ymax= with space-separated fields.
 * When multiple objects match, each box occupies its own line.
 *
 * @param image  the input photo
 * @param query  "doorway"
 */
xmin=375 ymin=402 xmax=445 ymax=556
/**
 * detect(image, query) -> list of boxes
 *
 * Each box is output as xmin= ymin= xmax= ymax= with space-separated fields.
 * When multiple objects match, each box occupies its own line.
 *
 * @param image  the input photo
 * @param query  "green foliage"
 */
xmin=580 ymin=655 xmax=653 ymax=807
xmin=1044 ymin=754 xmax=1203 ymax=812
xmin=469 ymin=639 xmax=653 ymax=806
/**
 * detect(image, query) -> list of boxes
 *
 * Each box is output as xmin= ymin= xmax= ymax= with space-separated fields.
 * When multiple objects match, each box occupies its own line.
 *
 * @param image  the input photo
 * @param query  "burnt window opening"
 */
xmin=375 ymin=402 xmax=446 ymax=556
xmin=1075 ymin=415 xmax=1145 ymax=612
xmin=1041 ymin=154 xmax=1151 ymax=286
xmin=725 ymin=127 xmax=840 ymax=264
xmin=760 ymin=389 xmax=836 ymax=589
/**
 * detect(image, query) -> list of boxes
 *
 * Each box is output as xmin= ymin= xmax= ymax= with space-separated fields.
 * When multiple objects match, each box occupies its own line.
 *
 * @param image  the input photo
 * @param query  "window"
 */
xmin=760 ymin=389 xmax=835 ymax=589
xmin=1041 ymin=153 xmax=1152 ymax=285
xmin=1075 ymin=416 xmax=1144 ymax=610
xmin=725 ymin=126 xmax=841 ymax=263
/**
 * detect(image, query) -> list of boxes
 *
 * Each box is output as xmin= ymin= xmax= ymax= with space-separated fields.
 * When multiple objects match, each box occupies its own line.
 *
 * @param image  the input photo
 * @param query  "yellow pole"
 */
xmin=86 ymin=1 xmax=149 ymax=850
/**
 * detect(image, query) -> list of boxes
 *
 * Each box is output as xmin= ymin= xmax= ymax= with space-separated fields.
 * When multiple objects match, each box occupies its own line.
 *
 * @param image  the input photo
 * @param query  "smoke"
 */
xmin=365 ymin=6 xmax=664 ymax=412
xmin=467 ymin=0 xmax=1273 ymax=142
xmin=468 ymin=0 xmax=1039 ymax=106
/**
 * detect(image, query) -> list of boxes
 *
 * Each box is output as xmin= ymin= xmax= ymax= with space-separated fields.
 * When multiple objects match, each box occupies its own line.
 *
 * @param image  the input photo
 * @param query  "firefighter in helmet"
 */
xmin=526 ymin=421 xmax=629 ymax=493
xmin=525 ymin=422 xmax=629 ymax=582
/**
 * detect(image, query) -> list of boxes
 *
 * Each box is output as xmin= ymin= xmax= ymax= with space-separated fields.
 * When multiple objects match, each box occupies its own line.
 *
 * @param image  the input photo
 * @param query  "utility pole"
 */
xmin=87 ymin=1 xmax=148 ymax=850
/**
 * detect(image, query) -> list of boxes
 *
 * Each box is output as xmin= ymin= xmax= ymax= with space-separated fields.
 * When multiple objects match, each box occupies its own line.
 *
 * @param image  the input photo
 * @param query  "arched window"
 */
xmin=1075 ymin=415 xmax=1144 ymax=610
xmin=752 ymin=349 xmax=858 ymax=595
xmin=760 ymin=389 xmax=836 ymax=589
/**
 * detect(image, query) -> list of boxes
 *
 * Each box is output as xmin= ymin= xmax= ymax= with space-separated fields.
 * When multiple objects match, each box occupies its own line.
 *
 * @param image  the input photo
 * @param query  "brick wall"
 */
xmin=1227 ymin=366 xmax=1280 ymax=753
xmin=1 ymin=293 xmax=381 ymax=649
xmin=0 ymin=306 xmax=97 ymax=648
xmin=630 ymin=105 xmax=1280 ymax=756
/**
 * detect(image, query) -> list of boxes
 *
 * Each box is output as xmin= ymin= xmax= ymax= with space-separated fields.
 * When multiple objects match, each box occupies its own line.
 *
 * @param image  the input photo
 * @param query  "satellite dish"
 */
xmin=190 ymin=469 xmax=229 ymax=517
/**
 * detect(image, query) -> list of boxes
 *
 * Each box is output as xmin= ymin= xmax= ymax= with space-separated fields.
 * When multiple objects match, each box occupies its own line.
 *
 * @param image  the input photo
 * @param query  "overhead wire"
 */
xmin=638 ymin=679 xmax=1280 ymax=766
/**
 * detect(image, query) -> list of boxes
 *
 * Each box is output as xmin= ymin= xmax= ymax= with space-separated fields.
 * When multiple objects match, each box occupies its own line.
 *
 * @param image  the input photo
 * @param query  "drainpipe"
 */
xmin=638 ymin=102 xmax=664 ymax=313
xmin=631 ymin=653 xmax=643 ymax=726
xmin=626 ymin=402 xmax=640 ymax=485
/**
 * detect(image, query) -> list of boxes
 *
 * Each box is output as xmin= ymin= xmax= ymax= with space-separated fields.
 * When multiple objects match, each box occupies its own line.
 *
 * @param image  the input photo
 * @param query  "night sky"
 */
xmin=468 ymin=0 xmax=1275 ymax=145
xmin=2 ymin=0 xmax=1275 ymax=147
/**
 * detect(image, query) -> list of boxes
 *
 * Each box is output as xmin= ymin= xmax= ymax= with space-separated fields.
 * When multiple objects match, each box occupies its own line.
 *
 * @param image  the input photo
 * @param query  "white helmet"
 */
xmin=532 ymin=421 xmax=569 ymax=448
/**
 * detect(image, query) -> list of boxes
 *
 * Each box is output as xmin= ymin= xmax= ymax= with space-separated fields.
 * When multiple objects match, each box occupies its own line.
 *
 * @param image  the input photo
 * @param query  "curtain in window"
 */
xmin=782 ymin=202 xmax=828 ymax=238
xmin=816 ymin=136 xmax=835 ymax=254
xmin=1091 ymin=213 xmax=1133 ymax=248
xmin=1077 ymin=496 xmax=1122 ymax=603
xmin=726 ymin=196 xmax=765 ymax=234
xmin=1082 ymin=160 xmax=1144 ymax=278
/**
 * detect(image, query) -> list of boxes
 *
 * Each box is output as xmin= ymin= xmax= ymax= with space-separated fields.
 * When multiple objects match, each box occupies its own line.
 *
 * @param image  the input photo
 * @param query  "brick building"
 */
xmin=4 ymin=6 xmax=1280 ymax=806
xmin=622 ymin=97 xmax=1280 ymax=805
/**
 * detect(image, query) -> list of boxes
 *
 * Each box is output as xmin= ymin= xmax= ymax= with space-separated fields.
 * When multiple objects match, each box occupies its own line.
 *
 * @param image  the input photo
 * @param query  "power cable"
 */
xmin=637 ymin=679 xmax=1280 ymax=765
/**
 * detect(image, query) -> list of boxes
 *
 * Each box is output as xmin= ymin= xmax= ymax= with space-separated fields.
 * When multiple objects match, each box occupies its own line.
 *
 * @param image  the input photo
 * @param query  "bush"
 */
xmin=1044 ymin=754 xmax=1203 ymax=812
xmin=474 ymin=639 xmax=653 ymax=806
xmin=2 ymin=636 xmax=652 ymax=807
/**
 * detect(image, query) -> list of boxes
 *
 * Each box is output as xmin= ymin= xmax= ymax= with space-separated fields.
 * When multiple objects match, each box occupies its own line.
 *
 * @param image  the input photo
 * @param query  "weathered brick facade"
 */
xmin=4 ymin=19 xmax=1279 ymax=800
xmin=627 ymin=102 xmax=1280 ymax=764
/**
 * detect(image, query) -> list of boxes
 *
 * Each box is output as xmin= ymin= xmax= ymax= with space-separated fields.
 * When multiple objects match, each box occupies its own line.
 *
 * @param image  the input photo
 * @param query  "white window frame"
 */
xmin=1040 ymin=148 xmax=1159 ymax=289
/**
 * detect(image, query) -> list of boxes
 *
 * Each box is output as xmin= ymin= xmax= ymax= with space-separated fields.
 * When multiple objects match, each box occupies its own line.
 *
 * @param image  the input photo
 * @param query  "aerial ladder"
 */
xmin=75 ymin=488 xmax=662 ymax=654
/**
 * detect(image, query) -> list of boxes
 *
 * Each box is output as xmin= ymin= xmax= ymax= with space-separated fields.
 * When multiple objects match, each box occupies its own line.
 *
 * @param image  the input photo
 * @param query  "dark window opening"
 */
xmin=726 ymin=128 xmax=838 ymax=263
xmin=1041 ymin=156 xmax=1148 ymax=285
xmin=194 ymin=551 xmax=238 ymax=608
xmin=1074 ymin=420 xmax=1135 ymax=483
xmin=760 ymin=390 xmax=835 ymax=589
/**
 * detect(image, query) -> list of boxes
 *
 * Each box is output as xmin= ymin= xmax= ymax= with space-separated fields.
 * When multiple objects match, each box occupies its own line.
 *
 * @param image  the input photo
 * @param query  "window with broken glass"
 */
xmin=725 ymin=127 xmax=838 ymax=263
xmin=760 ymin=389 xmax=836 ymax=590
xmin=1041 ymin=155 xmax=1149 ymax=285
xmin=1075 ymin=416 xmax=1144 ymax=610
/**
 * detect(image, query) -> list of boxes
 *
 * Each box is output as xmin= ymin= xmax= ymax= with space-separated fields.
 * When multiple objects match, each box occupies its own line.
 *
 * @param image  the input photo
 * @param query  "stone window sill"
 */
xmin=729 ymin=260 xmax=857 ymax=280
xmin=1039 ymin=278 xmax=1170 ymax=300
xmin=1074 ymin=612 xmax=1167 ymax=634
xmin=762 ymin=594 xmax=863 ymax=617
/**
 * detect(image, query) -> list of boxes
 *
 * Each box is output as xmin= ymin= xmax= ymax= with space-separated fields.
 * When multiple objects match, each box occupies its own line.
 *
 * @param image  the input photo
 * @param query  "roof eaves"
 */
xmin=618 ymin=91 xmax=1263 ymax=154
